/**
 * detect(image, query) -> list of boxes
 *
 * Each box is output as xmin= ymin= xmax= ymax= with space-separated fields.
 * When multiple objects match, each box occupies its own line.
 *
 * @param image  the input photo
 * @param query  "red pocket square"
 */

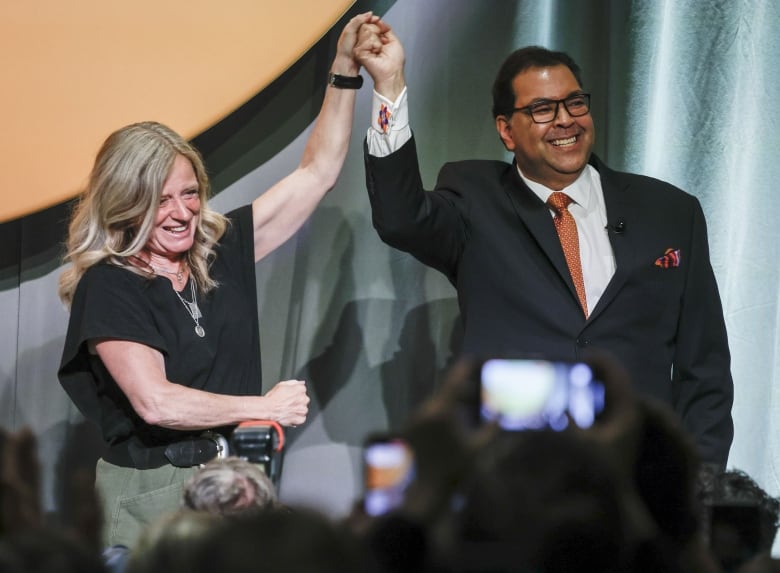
xmin=654 ymin=248 xmax=681 ymax=268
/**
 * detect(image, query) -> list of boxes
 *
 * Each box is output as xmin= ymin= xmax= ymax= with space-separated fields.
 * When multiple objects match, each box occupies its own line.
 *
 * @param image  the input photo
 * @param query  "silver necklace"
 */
xmin=174 ymin=280 xmax=205 ymax=338
xmin=151 ymin=265 xmax=184 ymax=285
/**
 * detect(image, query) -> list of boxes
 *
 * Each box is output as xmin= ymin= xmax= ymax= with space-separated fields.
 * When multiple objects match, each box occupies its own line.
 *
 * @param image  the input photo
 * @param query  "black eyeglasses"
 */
xmin=510 ymin=93 xmax=591 ymax=124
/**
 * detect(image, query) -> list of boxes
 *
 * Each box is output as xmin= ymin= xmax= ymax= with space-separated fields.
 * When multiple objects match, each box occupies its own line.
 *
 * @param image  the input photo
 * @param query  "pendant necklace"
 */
xmin=174 ymin=280 xmax=205 ymax=338
xmin=151 ymin=265 xmax=184 ymax=286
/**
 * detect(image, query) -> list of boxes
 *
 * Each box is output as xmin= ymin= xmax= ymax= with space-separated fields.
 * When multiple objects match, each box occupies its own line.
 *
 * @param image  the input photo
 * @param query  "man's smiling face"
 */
xmin=496 ymin=65 xmax=595 ymax=190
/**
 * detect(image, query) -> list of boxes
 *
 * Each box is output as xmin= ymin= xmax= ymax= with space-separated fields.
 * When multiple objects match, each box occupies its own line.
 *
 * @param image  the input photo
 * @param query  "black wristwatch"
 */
xmin=328 ymin=72 xmax=363 ymax=89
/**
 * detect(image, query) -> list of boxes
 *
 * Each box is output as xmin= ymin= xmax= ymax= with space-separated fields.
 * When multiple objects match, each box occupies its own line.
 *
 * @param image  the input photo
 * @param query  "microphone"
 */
xmin=606 ymin=218 xmax=626 ymax=235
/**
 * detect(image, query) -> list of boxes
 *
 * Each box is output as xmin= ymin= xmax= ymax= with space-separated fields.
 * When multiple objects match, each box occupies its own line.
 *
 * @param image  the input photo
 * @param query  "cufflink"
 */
xmin=377 ymin=103 xmax=392 ymax=133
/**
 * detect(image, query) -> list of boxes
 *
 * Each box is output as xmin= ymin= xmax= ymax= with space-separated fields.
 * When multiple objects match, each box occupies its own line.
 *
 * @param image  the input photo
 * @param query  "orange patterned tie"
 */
xmin=547 ymin=192 xmax=588 ymax=317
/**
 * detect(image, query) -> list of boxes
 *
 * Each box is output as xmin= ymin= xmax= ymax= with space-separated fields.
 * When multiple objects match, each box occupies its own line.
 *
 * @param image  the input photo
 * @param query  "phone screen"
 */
xmin=480 ymin=358 xmax=605 ymax=431
xmin=363 ymin=437 xmax=415 ymax=516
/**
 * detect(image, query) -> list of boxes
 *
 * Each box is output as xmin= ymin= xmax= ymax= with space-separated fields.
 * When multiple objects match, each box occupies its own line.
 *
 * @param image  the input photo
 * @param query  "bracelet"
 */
xmin=328 ymin=72 xmax=363 ymax=89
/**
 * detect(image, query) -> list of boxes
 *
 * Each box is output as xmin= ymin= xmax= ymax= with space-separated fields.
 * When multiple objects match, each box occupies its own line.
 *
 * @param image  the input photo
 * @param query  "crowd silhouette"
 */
xmin=1 ymin=353 xmax=778 ymax=573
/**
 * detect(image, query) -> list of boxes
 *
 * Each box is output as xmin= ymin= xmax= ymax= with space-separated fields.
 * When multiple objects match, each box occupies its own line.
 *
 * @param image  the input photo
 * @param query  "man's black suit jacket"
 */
xmin=364 ymin=136 xmax=733 ymax=467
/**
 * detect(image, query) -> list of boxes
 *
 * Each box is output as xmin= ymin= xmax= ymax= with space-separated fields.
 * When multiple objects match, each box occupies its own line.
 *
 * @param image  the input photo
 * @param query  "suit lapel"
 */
xmin=588 ymin=159 xmax=638 ymax=321
xmin=502 ymin=165 xmax=582 ymax=304
xmin=502 ymin=157 xmax=641 ymax=323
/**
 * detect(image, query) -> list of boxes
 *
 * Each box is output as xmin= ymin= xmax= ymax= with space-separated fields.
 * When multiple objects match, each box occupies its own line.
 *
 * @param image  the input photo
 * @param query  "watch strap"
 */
xmin=328 ymin=72 xmax=363 ymax=89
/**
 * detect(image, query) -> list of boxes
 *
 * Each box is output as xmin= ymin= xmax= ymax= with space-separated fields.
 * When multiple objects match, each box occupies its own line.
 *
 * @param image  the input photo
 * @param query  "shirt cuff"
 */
xmin=366 ymin=87 xmax=412 ymax=158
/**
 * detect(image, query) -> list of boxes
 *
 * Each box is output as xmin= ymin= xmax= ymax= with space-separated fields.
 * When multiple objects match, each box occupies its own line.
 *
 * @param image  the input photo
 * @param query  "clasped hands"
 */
xmin=342 ymin=12 xmax=406 ymax=101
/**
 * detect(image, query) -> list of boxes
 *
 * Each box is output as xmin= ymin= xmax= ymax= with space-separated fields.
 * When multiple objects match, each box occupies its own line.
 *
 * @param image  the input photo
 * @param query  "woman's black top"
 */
xmin=58 ymin=206 xmax=262 ymax=459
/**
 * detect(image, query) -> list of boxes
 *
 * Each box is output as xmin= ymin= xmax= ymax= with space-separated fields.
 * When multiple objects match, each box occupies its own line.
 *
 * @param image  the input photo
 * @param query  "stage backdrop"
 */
xmin=2 ymin=0 xmax=779 ymax=536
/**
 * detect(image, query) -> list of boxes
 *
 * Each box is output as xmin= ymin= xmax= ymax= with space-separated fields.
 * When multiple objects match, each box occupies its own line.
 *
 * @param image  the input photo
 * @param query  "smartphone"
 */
xmin=479 ymin=358 xmax=605 ymax=431
xmin=362 ymin=435 xmax=415 ymax=517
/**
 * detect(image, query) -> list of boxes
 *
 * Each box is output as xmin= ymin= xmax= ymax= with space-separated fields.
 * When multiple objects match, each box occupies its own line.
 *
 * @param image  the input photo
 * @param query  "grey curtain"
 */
xmin=2 ymin=0 xmax=779 ymax=541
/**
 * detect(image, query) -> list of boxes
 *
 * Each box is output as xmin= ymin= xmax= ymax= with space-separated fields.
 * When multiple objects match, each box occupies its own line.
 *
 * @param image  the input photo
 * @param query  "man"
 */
xmin=354 ymin=24 xmax=733 ymax=466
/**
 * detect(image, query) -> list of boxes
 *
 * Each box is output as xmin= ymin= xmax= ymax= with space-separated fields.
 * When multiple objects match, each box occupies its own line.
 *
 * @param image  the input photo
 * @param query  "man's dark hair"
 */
xmin=491 ymin=46 xmax=584 ymax=118
xmin=698 ymin=468 xmax=780 ymax=553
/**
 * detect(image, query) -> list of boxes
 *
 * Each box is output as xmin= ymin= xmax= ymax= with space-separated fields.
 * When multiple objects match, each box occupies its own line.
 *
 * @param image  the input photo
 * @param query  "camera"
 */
xmin=479 ymin=358 xmax=605 ymax=431
xmin=362 ymin=434 xmax=415 ymax=516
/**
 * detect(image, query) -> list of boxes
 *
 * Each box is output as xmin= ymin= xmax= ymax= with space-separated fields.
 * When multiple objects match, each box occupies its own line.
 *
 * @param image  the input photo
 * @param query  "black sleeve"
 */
xmin=363 ymin=135 xmax=466 ymax=281
xmin=58 ymin=264 xmax=165 ymax=422
xmin=672 ymin=197 xmax=734 ymax=467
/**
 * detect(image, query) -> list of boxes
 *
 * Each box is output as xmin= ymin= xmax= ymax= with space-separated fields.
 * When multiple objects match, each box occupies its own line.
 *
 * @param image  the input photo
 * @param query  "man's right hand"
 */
xmin=353 ymin=18 xmax=406 ymax=101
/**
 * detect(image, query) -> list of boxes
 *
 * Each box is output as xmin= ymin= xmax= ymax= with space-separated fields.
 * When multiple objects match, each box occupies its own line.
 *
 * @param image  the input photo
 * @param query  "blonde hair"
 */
xmin=58 ymin=121 xmax=228 ymax=306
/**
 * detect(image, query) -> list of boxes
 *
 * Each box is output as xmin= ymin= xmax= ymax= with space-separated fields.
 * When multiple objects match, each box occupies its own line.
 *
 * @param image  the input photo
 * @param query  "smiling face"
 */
xmin=142 ymin=154 xmax=200 ymax=264
xmin=496 ymin=65 xmax=595 ymax=190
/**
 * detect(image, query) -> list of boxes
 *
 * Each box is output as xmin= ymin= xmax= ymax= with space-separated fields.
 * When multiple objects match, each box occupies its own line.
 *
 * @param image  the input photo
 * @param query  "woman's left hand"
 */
xmin=262 ymin=379 xmax=310 ymax=427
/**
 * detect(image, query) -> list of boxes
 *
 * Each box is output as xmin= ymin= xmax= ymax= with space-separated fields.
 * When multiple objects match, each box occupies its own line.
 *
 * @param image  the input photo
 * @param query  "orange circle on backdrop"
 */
xmin=0 ymin=0 xmax=355 ymax=223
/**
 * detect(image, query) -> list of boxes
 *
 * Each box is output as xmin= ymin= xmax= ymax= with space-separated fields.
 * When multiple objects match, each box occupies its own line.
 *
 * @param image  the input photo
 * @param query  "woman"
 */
xmin=58 ymin=12 xmax=383 ymax=548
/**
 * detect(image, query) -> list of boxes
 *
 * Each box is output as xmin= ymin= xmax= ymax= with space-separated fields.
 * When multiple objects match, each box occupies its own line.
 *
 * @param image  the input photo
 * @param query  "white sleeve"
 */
xmin=365 ymin=87 xmax=412 ymax=158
